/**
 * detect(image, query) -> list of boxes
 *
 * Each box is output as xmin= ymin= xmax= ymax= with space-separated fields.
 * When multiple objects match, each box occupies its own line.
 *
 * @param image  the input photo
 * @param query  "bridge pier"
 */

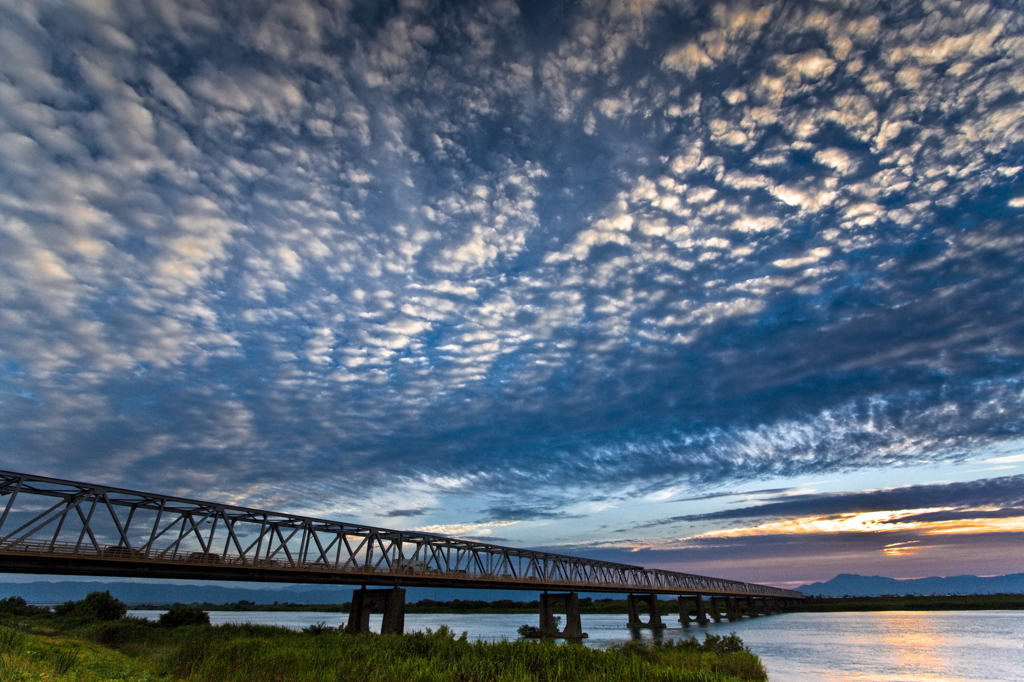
xmin=347 ymin=587 xmax=406 ymax=634
xmin=678 ymin=596 xmax=691 ymax=626
xmin=538 ymin=592 xmax=586 ymax=639
xmin=626 ymin=593 xmax=666 ymax=629
xmin=694 ymin=596 xmax=709 ymax=624
xmin=709 ymin=596 xmax=722 ymax=622
xmin=678 ymin=596 xmax=709 ymax=626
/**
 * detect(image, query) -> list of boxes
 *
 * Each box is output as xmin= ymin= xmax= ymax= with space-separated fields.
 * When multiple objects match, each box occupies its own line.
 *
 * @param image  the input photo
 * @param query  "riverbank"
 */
xmin=0 ymin=593 xmax=768 ymax=682
xmin=129 ymin=593 xmax=1024 ymax=615
xmin=788 ymin=594 xmax=1024 ymax=611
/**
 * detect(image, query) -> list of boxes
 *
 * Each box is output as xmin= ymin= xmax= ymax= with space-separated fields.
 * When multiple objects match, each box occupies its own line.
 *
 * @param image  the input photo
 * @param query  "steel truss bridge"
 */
xmin=0 ymin=470 xmax=802 ymax=601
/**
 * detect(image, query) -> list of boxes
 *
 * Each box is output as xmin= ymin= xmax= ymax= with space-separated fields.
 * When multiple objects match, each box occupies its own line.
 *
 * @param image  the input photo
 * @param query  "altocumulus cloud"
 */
xmin=0 ymin=0 xmax=1023 ymax=529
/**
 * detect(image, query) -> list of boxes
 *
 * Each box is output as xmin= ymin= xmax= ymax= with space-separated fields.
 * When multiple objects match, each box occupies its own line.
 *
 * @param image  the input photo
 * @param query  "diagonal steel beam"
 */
xmin=0 ymin=469 xmax=804 ymax=599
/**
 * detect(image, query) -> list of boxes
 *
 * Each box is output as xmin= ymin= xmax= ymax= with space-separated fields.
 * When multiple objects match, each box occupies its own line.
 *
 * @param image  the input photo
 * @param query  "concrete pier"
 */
xmin=627 ymin=593 xmax=666 ymax=629
xmin=678 ymin=596 xmax=709 ymax=626
xmin=678 ymin=596 xmax=691 ymax=626
xmin=694 ymin=596 xmax=709 ymax=624
xmin=347 ymin=587 xmax=406 ymax=634
xmin=538 ymin=591 xmax=586 ymax=639
xmin=709 ymin=596 xmax=723 ymax=622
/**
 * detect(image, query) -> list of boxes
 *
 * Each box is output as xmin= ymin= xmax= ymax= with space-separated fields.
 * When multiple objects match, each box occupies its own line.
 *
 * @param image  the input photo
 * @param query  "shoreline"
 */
xmin=124 ymin=593 xmax=1024 ymax=614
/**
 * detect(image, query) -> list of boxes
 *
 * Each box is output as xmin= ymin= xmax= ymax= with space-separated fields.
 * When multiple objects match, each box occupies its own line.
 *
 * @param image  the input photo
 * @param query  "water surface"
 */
xmin=129 ymin=609 xmax=1024 ymax=681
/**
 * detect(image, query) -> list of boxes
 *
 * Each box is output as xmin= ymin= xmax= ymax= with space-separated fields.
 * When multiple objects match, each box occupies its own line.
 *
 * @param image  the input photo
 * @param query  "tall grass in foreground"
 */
xmin=0 ymin=623 xmax=166 ymax=682
xmin=159 ymin=624 xmax=766 ymax=682
xmin=1 ymin=617 xmax=767 ymax=682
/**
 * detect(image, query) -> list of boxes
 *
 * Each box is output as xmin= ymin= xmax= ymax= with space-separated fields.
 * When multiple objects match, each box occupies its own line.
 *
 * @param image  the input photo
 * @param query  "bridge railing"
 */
xmin=0 ymin=470 xmax=802 ymax=599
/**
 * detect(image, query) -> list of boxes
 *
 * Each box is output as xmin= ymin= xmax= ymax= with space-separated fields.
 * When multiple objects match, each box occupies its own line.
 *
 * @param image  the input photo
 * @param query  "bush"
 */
xmin=159 ymin=604 xmax=211 ymax=627
xmin=54 ymin=591 xmax=127 ymax=622
xmin=700 ymin=632 xmax=748 ymax=654
xmin=302 ymin=621 xmax=334 ymax=635
xmin=91 ymin=616 xmax=155 ymax=647
xmin=517 ymin=623 xmax=540 ymax=638
xmin=0 ymin=596 xmax=47 ymax=617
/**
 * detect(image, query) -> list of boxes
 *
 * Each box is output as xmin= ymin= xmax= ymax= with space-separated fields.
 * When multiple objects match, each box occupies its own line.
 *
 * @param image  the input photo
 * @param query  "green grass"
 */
xmin=158 ymin=625 xmax=766 ymax=682
xmin=0 ymin=619 xmax=767 ymax=682
xmin=0 ymin=623 xmax=166 ymax=682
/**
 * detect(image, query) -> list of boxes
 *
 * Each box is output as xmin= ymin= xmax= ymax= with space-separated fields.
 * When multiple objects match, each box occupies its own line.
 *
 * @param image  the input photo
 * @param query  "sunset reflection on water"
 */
xmin=876 ymin=612 xmax=952 ymax=680
xmin=692 ymin=610 xmax=1024 ymax=682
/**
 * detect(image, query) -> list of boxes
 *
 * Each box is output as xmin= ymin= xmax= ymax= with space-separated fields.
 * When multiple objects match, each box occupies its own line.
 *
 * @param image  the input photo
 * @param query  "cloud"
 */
xmin=481 ymin=505 xmax=585 ymax=522
xmin=413 ymin=521 xmax=519 ymax=538
xmin=0 ymin=0 xmax=1023 ymax=565
xmin=625 ymin=475 xmax=1024 ymax=544
xmin=541 ymin=529 xmax=1024 ymax=585
xmin=382 ymin=507 xmax=433 ymax=518
xmin=668 ymin=487 xmax=797 ymax=503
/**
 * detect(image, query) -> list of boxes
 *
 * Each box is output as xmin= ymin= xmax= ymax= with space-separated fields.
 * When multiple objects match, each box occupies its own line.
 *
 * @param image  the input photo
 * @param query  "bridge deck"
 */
xmin=0 ymin=470 xmax=802 ymax=600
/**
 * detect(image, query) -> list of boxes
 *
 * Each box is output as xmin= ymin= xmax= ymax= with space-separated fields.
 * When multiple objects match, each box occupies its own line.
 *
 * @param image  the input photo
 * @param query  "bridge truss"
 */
xmin=0 ymin=470 xmax=802 ymax=599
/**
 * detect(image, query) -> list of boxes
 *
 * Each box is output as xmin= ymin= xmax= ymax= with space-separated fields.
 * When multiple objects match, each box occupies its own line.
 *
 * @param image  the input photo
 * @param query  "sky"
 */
xmin=1 ymin=0 xmax=1024 ymax=589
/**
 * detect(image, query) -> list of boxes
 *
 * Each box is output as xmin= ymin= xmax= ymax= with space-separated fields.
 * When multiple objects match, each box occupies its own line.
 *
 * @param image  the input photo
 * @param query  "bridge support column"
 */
xmin=694 ymin=596 xmax=709 ymax=624
xmin=745 ymin=596 xmax=757 ymax=617
xmin=709 ymin=596 xmax=722 ymax=622
xmin=627 ymin=593 xmax=666 ymax=629
xmin=678 ymin=596 xmax=691 ymax=626
xmin=626 ymin=593 xmax=642 ymax=628
xmin=727 ymin=597 xmax=741 ymax=621
xmin=539 ymin=592 xmax=586 ymax=639
xmin=347 ymin=587 xmax=406 ymax=634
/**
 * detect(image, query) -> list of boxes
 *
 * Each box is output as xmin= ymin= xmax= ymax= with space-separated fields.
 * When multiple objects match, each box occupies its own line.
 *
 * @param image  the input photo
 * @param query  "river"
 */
xmin=129 ymin=609 xmax=1024 ymax=681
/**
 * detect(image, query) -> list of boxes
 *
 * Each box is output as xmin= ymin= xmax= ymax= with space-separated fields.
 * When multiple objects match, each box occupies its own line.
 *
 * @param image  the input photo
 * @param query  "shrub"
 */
xmin=700 ymin=632 xmax=748 ymax=654
xmin=91 ymin=616 xmax=154 ymax=647
xmin=54 ymin=591 xmax=127 ymax=622
xmin=517 ymin=623 xmax=540 ymax=638
xmin=159 ymin=604 xmax=211 ymax=627
xmin=302 ymin=621 xmax=334 ymax=635
xmin=0 ymin=596 xmax=50 ymax=621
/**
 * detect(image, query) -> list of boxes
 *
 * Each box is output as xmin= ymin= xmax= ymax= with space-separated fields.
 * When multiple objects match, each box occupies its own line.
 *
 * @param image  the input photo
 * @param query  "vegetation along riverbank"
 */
xmin=0 ymin=593 xmax=768 ymax=682
xmin=132 ymin=597 xmax=651 ymax=614
xmin=789 ymin=594 xmax=1024 ymax=611
xmin=132 ymin=593 xmax=1024 ymax=615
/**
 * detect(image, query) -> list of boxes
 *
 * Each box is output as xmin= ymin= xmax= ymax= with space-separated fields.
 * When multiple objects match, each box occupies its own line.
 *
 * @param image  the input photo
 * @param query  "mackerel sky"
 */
xmin=2 ymin=0 xmax=1024 ymax=586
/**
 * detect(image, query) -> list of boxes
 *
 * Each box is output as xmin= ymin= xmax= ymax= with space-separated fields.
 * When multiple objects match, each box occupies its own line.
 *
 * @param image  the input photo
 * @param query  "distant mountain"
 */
xmin=0 ymin=581 xmax=539 ymax=606
xmin=796 ymin=573 xmax=1024 ymax=597
xmin=0 ymin=581 xmax=353 ymax=606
